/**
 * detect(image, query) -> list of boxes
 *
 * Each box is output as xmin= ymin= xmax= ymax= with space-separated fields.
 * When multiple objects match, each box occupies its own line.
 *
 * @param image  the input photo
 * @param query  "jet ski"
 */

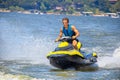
xmin=47 ymin=37 xmax=97 ymax=69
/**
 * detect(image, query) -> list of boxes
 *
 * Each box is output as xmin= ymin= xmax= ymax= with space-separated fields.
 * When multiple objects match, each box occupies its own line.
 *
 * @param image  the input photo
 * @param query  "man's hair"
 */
xmin=62 ymin=17 xmax=69 ymax=23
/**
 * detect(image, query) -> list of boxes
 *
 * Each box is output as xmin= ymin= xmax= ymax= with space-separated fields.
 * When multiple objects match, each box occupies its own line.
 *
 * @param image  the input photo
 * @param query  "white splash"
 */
xmin=1 ymin=34 xmax=56 ymax=65
xmin=97 ymin=47 xmax=120 ymax=69
xmin=113 ymin=47 xmax=120 ymax=57
xmin=0 ymin=72 xmax=46 ymax=80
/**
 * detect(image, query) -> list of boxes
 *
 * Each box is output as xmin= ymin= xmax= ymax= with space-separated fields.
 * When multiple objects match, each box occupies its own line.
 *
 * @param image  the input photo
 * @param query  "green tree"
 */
xmin=40 ymin=2 xmax=46 ymax=12
xmin=110 ymin=1 xmax=120 ymax=12
xmin=9 ymin=6 xmax=24 ymax=11
xmin=67 ymin=6 xmax=75 ymax=14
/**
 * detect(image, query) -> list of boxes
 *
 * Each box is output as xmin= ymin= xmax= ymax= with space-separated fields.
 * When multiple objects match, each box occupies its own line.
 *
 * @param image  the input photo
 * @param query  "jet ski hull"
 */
xmin=48 ymin=54 xmax=97 ymax=69
xmin=47 ymin=37 xmax=97 ymax=69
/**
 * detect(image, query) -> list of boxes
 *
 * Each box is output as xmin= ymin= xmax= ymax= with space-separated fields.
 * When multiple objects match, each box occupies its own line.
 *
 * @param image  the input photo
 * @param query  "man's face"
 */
xmin=62 ymin=20 xmax=68 ymax=28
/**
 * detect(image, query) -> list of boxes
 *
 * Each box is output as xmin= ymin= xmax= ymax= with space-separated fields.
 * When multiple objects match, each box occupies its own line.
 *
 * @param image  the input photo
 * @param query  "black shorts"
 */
xmin=67 ymin=38 xmax=79 ymax=44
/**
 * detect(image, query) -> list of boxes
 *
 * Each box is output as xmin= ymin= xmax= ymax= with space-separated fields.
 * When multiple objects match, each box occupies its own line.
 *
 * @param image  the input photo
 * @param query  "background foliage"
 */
xmin=0 ymin=0 xmax=120 ymax=13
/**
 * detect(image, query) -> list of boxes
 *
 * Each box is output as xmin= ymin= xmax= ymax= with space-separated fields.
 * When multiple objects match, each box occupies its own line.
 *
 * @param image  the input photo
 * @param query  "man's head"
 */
xmin=62 ymin=18 xmax=69 ymax=28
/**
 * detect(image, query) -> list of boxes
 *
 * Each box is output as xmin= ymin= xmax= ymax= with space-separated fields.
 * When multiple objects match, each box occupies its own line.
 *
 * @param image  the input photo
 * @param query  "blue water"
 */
xmin=0 ymin=12 xmax=120 ymax=80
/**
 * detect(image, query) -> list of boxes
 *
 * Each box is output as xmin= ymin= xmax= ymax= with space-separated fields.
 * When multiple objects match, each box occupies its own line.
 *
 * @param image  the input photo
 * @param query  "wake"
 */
xmin=97 ymin=47 xmax=120 ymax=69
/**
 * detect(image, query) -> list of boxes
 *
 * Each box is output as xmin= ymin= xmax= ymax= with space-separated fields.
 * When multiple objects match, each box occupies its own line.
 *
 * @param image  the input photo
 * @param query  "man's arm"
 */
xmin=71 ymin=26 xmax=80 ymax=39
xmin=55 ymin=28 xmax=63 ymax=42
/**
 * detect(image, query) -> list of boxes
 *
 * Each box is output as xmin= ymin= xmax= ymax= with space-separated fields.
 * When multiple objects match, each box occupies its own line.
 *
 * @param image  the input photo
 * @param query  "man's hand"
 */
xmin=72 ymin=36 xmax=76 ymax=39
xmin=55 ymin=38 xmax=59 ymax=42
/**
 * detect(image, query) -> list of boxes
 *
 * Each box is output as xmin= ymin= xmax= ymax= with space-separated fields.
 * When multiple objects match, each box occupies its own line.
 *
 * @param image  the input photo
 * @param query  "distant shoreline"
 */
xmin=0 ymin=9 xmax=119 ymax=18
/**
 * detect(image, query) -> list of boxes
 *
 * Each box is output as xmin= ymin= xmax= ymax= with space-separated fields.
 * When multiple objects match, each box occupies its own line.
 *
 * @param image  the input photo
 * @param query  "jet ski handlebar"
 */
xmin=59 ymin=36 xmax=72 ymax=42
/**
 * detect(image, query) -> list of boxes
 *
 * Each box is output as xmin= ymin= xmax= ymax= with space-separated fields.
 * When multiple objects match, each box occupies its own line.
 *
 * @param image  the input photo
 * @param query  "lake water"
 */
xmin=0 ymin=12 xmax=120 ymax=80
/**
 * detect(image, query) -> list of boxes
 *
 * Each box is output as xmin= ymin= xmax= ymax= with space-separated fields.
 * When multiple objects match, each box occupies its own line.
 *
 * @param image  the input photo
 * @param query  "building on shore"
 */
xmin=82 ymin=12 xmax=93 ymax=16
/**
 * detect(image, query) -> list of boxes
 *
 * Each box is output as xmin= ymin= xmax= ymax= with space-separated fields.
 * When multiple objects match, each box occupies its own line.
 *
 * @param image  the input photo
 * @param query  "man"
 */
xmin=55 ymin=17 xmax=80 ymax=50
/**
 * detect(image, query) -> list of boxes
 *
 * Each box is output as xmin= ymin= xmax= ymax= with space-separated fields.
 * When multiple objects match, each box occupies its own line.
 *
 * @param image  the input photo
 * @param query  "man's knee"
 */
xmin=72 ymin=40 xmax=77 ymax=46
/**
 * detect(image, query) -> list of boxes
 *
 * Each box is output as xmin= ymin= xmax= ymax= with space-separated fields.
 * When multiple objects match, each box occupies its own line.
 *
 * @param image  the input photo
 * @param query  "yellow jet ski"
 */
xmin=47 ymin=37 xmax=97 ymax=69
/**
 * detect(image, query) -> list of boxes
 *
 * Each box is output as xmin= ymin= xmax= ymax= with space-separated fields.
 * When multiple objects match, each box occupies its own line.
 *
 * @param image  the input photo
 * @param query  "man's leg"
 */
xmin=72 ymin=40 xmax=78 ymax=50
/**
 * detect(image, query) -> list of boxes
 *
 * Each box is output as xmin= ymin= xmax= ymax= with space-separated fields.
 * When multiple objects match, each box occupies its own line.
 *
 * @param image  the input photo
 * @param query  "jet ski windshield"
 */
xmin=59 ymin=36 xmax=72 ymax=42
xmin=55 ymin=37 xmax=74 ymax=51
xmin=55 ymin=43 xmax=74 ymax=51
